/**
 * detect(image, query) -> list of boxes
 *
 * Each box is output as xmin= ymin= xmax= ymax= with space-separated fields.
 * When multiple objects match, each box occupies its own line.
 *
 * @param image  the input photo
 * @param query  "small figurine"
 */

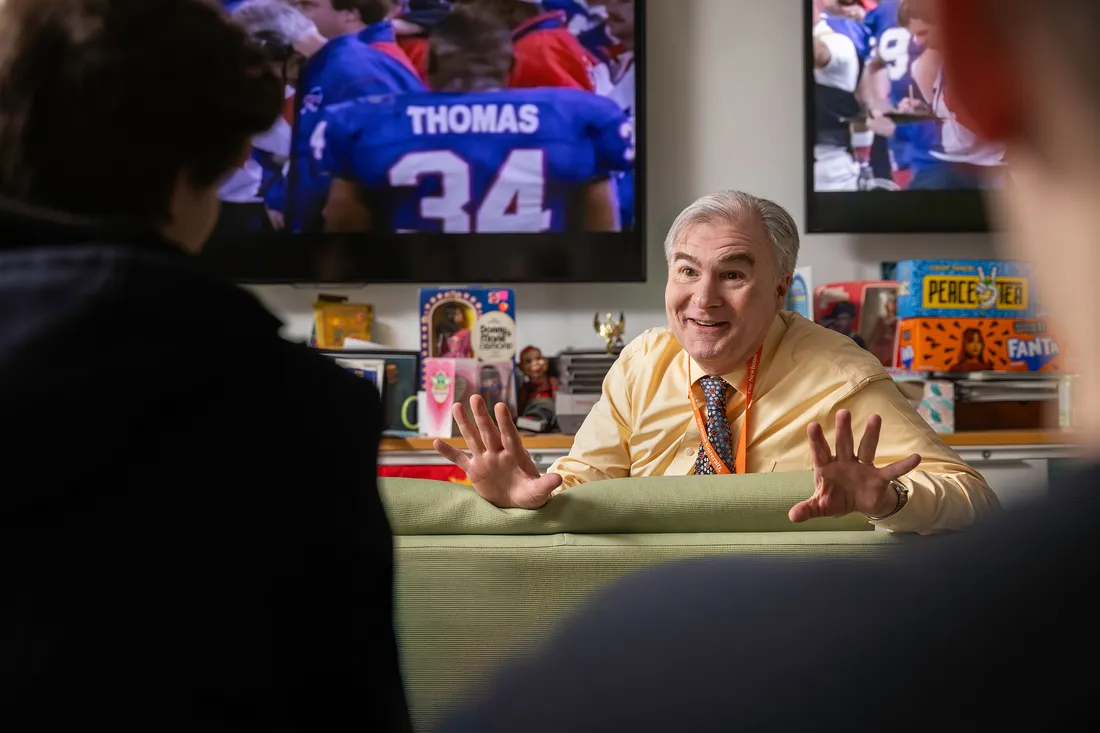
xmin=594 ymin=311 xmax=626 ymax=355
xmin=435 ymin=302 xmax=473 ymax=358
xmin=517 ymin=345 xmax=558 ymax=432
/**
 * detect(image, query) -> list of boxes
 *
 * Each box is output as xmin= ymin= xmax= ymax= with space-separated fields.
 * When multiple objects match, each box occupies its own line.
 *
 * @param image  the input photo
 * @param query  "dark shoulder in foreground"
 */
xmin=437 ymin=461 xmax=1100 ymax=733
xmin=0 ymin=211 xmax=406 ymax=731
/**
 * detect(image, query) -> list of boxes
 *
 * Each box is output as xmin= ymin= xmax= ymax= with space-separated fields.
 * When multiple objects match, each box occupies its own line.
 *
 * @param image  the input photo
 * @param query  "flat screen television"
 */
xmin=200 ymin=0 xmax=645 ymax=284
xmin=804 ymin=0 xmax=997 ymax=233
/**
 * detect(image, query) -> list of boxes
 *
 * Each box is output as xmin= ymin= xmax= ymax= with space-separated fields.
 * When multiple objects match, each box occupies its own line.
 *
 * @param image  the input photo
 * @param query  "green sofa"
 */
xmin=380 ymin=472 xmax=909 ymax=730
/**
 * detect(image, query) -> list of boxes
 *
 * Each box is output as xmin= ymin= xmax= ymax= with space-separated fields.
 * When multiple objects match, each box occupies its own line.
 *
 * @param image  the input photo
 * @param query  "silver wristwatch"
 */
xmin=867 ymin=480 xmax=909 ymax=521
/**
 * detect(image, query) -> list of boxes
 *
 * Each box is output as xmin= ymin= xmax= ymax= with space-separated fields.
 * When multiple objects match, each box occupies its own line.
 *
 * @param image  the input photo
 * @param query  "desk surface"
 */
xmin=380 ymin=429 xmax=1077 ymax=453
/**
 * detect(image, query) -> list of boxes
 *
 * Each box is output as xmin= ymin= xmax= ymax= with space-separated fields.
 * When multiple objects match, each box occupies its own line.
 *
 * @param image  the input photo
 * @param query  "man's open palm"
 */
xmin=434 ymin=395 xmax=563 ymax=509
xmin=789 ymin=410 xmax=921 ymax=523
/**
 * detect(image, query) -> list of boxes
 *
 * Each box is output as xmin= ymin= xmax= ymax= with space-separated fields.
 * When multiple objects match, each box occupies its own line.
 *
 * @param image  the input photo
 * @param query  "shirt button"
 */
xmin=685 ymin=448 xmax=694 ymax=456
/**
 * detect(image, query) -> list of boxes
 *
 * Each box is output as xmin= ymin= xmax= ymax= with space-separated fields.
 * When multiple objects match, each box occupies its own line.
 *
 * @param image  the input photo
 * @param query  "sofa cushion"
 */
xmin=379 ymin=472 xmax=874 ymax=535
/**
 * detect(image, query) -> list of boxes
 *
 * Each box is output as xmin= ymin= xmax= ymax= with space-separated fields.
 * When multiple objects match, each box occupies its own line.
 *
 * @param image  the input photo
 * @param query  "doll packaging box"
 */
xmin=894 ymin=260 xmax=1039 ymax=320
xmin=419 ymin=357 xmax=517 ymax=438
xmin=419 ymin=287 xmax=517 ymax=372
xmin=813 ymin=281 xmax=899 ymax=367
xmin=418 ymin=288 xmax=518 ymax=436
xmin=897 ymin=317 xmax=1067 ymax=373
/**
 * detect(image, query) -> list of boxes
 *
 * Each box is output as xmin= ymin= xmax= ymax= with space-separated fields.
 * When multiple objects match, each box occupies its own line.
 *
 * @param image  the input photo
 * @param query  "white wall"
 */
xmin=249 ymin=0 xmax=994 ymax=352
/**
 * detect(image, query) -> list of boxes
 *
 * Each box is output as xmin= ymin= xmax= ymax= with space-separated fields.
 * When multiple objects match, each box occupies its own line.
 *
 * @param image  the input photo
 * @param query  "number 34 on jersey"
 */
xmin=308 ymin=89 xmax=636 ymax=234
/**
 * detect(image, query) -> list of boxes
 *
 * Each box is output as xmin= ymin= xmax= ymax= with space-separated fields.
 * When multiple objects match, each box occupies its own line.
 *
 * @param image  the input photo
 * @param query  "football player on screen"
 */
xmin=313 ymin=7 xmax=634 ymax=234
xmin=894 ymin=0 xmax=1005 ymax=189
xmin=454 ymin=0 xmax=596 ymax=91
xmin=393 ymin=0 xmax=454 ymax=85
xmin=811 ymin=1 xmax=889 ymax=191
xmin=861 ymin=0 xmax=941 ymax=189
xmin=296 ymin=0 xmax=418 ymax=74
xmin=233 ymin=0 xmax=424 ymax=233
xmin=580 ymin=0 xmax=635 ymax=228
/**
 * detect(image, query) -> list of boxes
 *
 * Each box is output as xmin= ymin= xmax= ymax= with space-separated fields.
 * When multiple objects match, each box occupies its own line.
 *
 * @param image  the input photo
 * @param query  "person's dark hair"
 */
xmin=897 ymin=0 xmax=933 ymax=27
xmin=334 ymin=0 xmax=398 ymax=25
xmin=453 ymin=0 xmax=540 ymax=30
xmin=0 ymin=0 xmax=284 ymax=225
xmin=831 ymin=302 xmax=857 ymax=318
xmin=428 ymin=5 xmax=514 ymax=83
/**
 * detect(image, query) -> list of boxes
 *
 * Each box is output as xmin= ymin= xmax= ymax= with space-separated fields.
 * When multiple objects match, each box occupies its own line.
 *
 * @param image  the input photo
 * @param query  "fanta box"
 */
xmin=895 ymin=260 xmax=1040 ymax=320
xmin=897 ymin=317 xmax=1066 ymax=373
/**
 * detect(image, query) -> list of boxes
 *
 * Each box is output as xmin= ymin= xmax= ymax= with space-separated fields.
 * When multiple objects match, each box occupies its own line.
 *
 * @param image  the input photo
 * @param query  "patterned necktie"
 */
xmin=695 ymin=376 xmax=735 ymax=475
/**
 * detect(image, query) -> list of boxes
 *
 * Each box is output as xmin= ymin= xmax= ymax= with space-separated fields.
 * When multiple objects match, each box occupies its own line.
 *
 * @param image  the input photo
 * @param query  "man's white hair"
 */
xmin=231 ymin=0 xmax=318 ymax=46
xmin=663 ymin=190 xmax=801 ymax=279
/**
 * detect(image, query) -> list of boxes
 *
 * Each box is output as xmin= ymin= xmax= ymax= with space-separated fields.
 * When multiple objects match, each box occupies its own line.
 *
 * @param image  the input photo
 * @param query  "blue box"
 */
xmin=418 ymin=287 xmax=517 ymax=383
xmin=895 ymin=260 xmax=1039 ymax=320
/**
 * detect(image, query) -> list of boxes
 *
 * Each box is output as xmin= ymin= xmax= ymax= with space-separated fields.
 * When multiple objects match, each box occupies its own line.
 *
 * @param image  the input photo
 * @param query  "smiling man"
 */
xmin=435 ymin=189 xmax=999 ymax=533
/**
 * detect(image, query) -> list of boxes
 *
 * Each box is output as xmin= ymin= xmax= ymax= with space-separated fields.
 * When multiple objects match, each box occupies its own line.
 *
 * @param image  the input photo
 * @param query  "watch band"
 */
xmin=867 ymin=480 xmax=909 ymax=521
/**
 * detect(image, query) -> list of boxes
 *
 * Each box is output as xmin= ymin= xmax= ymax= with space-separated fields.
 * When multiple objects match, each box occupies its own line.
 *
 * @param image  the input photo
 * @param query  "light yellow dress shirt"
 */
xmin=548 ymin=312 xmax=1001 ymax=534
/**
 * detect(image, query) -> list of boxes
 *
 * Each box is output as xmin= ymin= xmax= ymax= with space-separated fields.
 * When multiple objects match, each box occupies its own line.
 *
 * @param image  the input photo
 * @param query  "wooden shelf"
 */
xmin=938 ymin=429 xmax=1078 ymax=447
xmin=380 ymin=429 xmax=1076 ymax=453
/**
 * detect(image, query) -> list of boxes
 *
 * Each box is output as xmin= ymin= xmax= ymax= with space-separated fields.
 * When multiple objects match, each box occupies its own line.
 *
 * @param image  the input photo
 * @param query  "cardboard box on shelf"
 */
xmin=897 ymin=317 xmax=1066 ymax=373
xmin=895 ymin=260 xmax=1039 ymax=320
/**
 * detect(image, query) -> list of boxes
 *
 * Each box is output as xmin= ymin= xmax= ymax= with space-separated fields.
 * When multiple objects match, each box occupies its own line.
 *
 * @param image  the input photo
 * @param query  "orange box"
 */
xmin=897 ymin=317 xmax=1065 ymax=373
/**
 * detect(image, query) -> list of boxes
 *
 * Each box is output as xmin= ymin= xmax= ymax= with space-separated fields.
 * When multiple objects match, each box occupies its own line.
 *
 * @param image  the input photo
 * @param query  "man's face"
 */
xmin=296 ymin=0 xmax=358 ymax=39
xmin=907 ymin=18 xmax=940 ymax=50
xmin=664 ymin=218 xmax=789 ymax=375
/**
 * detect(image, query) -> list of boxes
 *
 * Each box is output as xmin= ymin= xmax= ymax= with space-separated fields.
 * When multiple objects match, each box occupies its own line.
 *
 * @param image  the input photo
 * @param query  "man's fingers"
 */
xmin=516 ymin=473 xmax=564 ymax=510
xmin=806 ymin=422 xmax=834 ymax=467
xmin=453 ymin=401 xmax=485 ymax=455
xmin=834 ymin=409 xmax=855 ymax=460
xmin=789 ymin=496 xmax=826 ymax=524
xmin=470 ymin=395 xmax=503 ymax=452
xmin=433 ymin=440 xmax=471 ymax=472
xmin=857 ymin=414 xmax=883 ymax=464
xmin=880 ymin=453 xmax=922 ymax=481
xmin=496 ymin=400 xmax=524 ymax=452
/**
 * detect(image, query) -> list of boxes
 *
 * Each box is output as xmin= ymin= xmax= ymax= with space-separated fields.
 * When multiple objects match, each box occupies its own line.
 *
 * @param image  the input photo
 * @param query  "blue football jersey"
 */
xmin=315 ymin=88 xmax=635 ymax=233
xmin=864 ymin=0 xmax=941 ymax=174
xmin=865 ymin=1 xmax=921 ymax=106
xmin=283 ymin=34 xmax=424 ymax=233
xmin=823 ymin=13 xmax=872 ymax=66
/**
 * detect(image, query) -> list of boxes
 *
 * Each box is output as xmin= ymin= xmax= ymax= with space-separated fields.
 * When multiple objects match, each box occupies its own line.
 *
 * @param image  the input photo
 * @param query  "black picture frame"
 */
xmin=317 ymin=349 xmax=421 ymax=434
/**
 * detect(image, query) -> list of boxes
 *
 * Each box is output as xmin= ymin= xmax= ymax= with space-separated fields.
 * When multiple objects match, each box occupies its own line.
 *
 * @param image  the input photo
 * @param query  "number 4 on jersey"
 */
xmin=389 ymin=149 xmax=553 ymax=233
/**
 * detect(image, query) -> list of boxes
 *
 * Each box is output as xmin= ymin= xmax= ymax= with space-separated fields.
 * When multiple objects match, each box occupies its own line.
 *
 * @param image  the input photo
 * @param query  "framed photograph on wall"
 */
xmin=316 ymin=350 xmax=421 ymax=434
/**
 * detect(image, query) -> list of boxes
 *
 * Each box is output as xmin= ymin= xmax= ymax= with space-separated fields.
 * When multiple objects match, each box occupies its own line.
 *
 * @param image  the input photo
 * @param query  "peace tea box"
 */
xmin=895 ymin=260 xmax=1040 ymax=320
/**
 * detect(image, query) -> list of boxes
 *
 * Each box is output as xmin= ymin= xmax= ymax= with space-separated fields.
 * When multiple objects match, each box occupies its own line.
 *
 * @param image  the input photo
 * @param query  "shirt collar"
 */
xmin=685 ymin=313 xmax=788 ymax=396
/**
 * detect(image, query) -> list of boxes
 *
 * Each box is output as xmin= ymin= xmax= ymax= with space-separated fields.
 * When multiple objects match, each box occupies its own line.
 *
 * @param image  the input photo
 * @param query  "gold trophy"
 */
xmin=594 ymin=312 xmax=626 ymax=355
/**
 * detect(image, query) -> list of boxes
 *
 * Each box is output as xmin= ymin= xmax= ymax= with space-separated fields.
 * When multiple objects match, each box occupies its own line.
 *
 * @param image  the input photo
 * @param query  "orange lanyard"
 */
xmin=688 ymin=347 xmax=762 ymax=474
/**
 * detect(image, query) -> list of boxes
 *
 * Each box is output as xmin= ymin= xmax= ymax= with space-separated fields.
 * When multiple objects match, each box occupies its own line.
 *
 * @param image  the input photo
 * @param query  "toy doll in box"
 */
xmin=433 ymin=302 xmax=474 ymax=358
xmin=419 ymin=287 xmax=517 ymax=368
xmin=814 ymin=281 xmax=899 ymax=367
